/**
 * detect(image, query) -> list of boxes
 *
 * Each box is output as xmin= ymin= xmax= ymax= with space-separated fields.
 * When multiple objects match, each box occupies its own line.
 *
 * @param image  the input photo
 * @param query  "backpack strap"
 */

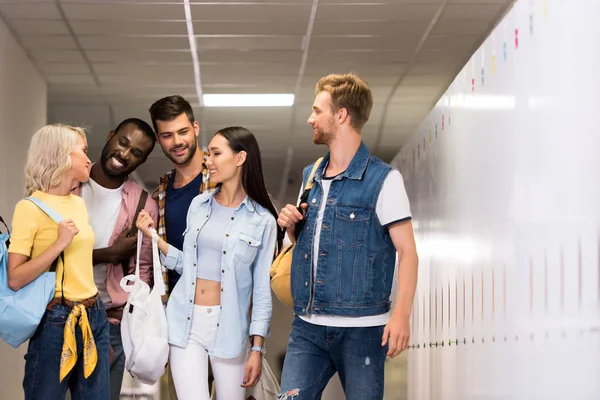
xmin=128 ymin=190 xmax=148 ymax=238
xmin=295 ymin=157 xmax=324 ymax=237
xmin=25 ymin=197 xmax=65 ymax=301
xmin=0 ymin=216 xmax=9 ymax=247
xmin=25 ymin=197 xmax=64 ymax=224
xmin=0 ymin=216 xmax=9 ymax=234
xmin=120 ymin=190 xmax=149 ymax=277
xmin=298 ymin=157 xmax=324 ymax=207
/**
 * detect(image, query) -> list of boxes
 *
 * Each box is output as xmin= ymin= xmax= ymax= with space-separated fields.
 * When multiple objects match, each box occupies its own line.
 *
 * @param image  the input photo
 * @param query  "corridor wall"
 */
xmin=392 ymin=0 xmax=600 ymax=399
xmin=0 ymin=15 xmax=47 ymax=400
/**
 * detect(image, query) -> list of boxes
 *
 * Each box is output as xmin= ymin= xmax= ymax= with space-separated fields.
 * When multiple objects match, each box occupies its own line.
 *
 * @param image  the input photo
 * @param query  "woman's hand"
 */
xmin=56 ymin=219 xmax=79 ymax=249
xmin=241 ymin=351 xmax=262 ymax=388
xmin=135 ymin=210 xmax=155 ymax=239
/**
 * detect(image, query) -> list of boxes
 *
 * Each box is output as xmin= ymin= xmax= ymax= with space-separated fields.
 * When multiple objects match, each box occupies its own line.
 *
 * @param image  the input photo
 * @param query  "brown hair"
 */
xmin=148 ymin=95 xmax=195 ymax=132
xmin=315 ymin=72 xmax=373 ymax=131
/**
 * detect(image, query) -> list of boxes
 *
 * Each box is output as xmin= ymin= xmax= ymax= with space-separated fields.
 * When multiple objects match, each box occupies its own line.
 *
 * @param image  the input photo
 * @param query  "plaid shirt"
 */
xmin=151 ymin=161 xmax=215 ymax=296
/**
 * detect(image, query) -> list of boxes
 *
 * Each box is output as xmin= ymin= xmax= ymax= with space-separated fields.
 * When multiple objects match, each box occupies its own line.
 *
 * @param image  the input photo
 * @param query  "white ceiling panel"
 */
xmin=443 ymin=2 xmax=506 ymax=19
xmin=193 ymin=21 xmax=309 ymax=36
xmin=195 ymin=49 xmax=303 ymax=64
xmin=189 ymin=4 xmax=312 ymax=21
xmin=320 ymin=0 xmax=439 ymax=3
xmin=80 ymin=36 xmax=189 ymax=50
xmin=97 ymin=74 xmax=195 ymax=86
xmin=19 ymin=35 xmax=77 ymax=50
xmin=312 ymin=20 xmax=427 ymax=36
xmin=30 ymin=49 xmax=85 ymax=63
xmin=10 ymin=20 xmax=69 ymax=35
xmin=392 ymin=85 xmax=446 ymax=101
xmin=70 ymin=20 xmax=312 ymax=36
xmin=308 ymin=49 xmax=413 ymax=63
xmin=93 ymin=63 xmax=194 ymax=76
xmin=433 ymin=17 xmax=494 ymax=35
xmin=0 ymin=3 xmax=60 ymax=19
xmin=71 ymin=20 xmax=187 ymax=35
xmin=198 ymin=74 xmax=297 ymax=88
xmin=410 ymin=61 xmax=460 ymax=75
xmin=196 ymin=36 xmax=303 ymax=51
xmin=86 ymin=49 xmax=192 ymax=63
xmin=424 ymin=33 xmax=481 ymax=51
xmin=399 ymin=74 xmax=456 ymax=89
xmin=317 ymin=3 xmax=440 ymax=21
xmin=194 ymin=63 xmax=300 ymax=77
xmin=55 ymin=0 xmax=186 ymax=3
xmin=310 ymin=36 xmax=419 ymax=51
xmin=417 ymin=48 xmax=470 ymax=63
xmin=62 ymin=3 xmax=185 ymax=20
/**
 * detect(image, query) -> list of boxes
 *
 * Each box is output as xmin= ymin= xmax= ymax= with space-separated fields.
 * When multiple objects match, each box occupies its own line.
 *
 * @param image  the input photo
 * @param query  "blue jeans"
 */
xmin=109 ymin=323 xmax=125 ymax=400
xmin=23 ymin=299 xmax=110 ymax=400
xmin=279 ymin=316 xmax=388 ymax=400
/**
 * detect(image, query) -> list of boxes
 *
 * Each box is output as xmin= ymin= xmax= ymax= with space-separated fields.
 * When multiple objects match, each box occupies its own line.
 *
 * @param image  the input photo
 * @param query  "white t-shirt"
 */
xmin=82 ymin=178 xmax=124 ymax=306
xmin=297 ymin=168 xmax=411 ymax=328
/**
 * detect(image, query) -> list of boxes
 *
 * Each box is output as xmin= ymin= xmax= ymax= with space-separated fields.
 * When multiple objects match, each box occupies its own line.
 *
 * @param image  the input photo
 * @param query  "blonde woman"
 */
xmin=7 ymin=124 xmax=110 ymax=399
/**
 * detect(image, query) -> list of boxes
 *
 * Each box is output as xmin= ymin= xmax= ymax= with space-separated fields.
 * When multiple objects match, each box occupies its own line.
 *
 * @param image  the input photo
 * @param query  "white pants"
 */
xmin=169 ymin=305 xmax=247 ymax=400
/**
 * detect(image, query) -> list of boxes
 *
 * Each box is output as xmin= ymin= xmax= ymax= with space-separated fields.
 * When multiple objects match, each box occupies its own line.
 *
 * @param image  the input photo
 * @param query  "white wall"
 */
xmin=393 ymin=1 xmax=600 ymax=399
xmin=0 ymin=14 xmax=47 ymax=400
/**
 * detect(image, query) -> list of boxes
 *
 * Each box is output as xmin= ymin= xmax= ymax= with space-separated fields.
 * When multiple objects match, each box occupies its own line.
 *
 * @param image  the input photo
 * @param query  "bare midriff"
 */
xmin=194 ymin=278 xmax=221 ymax=306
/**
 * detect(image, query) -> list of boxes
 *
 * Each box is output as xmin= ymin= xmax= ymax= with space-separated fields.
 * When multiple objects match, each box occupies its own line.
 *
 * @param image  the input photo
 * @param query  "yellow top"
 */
xmin=8 ymin=190 xmax=97 ymax=301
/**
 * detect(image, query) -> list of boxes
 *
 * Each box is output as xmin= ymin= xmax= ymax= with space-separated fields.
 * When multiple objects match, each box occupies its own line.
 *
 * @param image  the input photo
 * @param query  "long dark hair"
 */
xmin=215 ymin=126 xmax=284 ymax=253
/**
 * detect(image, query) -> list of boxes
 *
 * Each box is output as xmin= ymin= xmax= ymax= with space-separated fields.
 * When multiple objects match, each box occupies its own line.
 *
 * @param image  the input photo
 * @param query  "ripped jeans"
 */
xmin=279 ymin=315 xmax=387 ymax=400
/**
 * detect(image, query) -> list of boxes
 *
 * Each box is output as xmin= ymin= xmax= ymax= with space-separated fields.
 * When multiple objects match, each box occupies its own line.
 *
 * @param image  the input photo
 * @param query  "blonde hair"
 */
xmin=24 ymin=124 xmax=87 ymax=195
xmin=316 ymin=72 xmax=373 ymax=131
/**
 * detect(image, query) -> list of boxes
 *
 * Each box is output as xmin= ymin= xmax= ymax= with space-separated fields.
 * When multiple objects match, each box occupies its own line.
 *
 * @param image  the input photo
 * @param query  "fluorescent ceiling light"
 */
xmin=203 ymin=94 xmax=294 ymax=107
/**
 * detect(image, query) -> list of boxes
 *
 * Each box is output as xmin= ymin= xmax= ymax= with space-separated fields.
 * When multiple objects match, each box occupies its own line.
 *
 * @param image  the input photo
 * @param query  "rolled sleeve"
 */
xmin=249 ymin=218 xmax=277 ymax=338
xmin=249 ymin=321 xmax=270 ymax=338
xmin=7 ymin=201 xmax=36 ymax=256
xmin=160 ymin=244 xmax=184 ymax=275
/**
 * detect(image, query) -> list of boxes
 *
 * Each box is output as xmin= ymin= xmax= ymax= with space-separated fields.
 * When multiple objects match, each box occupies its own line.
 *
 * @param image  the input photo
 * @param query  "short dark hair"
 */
xmin=114 ymin=117 xmax=156 ymax=153
xmin=148 ymin=95 xmax=195 ymax=132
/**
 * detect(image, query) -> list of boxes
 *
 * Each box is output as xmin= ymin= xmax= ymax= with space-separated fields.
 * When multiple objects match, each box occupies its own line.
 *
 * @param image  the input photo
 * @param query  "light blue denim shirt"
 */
xmin=161 ymin=188 xmax=277 ymax=358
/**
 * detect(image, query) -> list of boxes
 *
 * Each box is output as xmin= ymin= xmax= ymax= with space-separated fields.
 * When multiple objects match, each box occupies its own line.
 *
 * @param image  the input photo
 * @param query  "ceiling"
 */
xmin=0 ymin=0 xmax=513 ymax=204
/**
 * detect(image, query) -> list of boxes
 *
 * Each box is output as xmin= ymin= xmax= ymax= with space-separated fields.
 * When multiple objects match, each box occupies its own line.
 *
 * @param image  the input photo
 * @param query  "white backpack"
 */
xmin=120 ymin=230 xmax=169 ymax=385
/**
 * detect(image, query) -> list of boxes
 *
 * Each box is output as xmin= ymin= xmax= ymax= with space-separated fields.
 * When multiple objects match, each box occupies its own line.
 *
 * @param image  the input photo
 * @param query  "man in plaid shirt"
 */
xmin=149 ymin=95 xmax=215 ymax=297
xmin=149 ymin=95 xmax=215 ymax=399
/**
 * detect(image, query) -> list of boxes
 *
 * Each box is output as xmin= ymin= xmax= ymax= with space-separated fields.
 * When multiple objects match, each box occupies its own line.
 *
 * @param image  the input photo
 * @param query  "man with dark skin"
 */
xmin=75 ymin=118 xmax=159 ymax=399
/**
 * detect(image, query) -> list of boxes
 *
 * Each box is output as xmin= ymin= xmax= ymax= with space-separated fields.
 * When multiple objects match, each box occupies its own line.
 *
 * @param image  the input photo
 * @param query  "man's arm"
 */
xmin=92 ymin=228 xmax=136 ymax=265
xmin=93 ymin=247 xmax=117 ymax=265
xmin=277 ymin=182 xmax=306 ymax=243
xmin=137 ymin=196 xmax=160 ymax=285
xmin=382 ymin=219 xmax=418 ymax=358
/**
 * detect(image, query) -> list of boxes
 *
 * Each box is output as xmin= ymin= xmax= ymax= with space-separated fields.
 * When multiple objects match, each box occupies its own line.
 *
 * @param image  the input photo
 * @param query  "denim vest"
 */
xmin=291 ymin=142 xmax=396 ymax=317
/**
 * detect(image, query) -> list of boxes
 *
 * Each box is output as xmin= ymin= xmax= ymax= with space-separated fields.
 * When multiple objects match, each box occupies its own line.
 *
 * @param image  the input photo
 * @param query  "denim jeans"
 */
xmin=279 ymin=316 xmax=388 ymax=400
xmin=109 ymin=323 xmax=125 ymax=400
xmin=23 ymin=299 xmax=110 ymax=400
